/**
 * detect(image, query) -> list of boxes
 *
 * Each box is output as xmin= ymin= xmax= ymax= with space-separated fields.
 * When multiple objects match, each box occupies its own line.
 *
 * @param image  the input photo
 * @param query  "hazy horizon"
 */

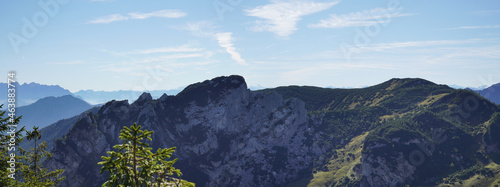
xmin=2 ymin=0 xmax=499 ymax=92
xmin=0 ymin=75 xmax=496 ymax=93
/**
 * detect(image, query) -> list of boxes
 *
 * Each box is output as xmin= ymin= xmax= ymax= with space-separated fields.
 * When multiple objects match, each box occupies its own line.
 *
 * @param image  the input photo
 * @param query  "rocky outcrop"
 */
xmin=483 ymin=113 xmax=500 ymax=154
xmin=45 ymin=75 xmax=326 ymax=186
xmin=361 ymin=137 xmax=419 ymax=187
xmin=360 ymin=111 xmax=482 ymax=186
xmin=361 ymin=152 xmax=416 ymax=187
xmin=43 ymin=75 xmax=500 ymax=186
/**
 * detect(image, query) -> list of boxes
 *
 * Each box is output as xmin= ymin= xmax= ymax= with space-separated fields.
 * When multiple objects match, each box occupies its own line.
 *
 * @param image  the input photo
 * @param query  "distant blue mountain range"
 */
xmin=448 ymin=84 xmax=489 ymax=90
xmin=16 ymin=95 xmax=93 ymax=131
xmin=477 ymin=83 xmax=500 ymax=105
xmin=0 ymin=82 xmax=73 ymax=107
xmin=0 ymin=82 xmax=183 ymax=106
xmin=73 ymin=89 xmax=181 ymax=105
xmin=1 ymin=81 xmax=498 ymax=108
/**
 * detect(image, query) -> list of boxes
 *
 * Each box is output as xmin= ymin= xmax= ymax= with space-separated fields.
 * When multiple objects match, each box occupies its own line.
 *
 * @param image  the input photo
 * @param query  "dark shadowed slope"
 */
xmin=0 ymin=82 xmax=73 ymax=107
xmin=16 ymin=95 xmax=92 ymax=131
xmin=478 ymin=83 xmax=500 ymax=105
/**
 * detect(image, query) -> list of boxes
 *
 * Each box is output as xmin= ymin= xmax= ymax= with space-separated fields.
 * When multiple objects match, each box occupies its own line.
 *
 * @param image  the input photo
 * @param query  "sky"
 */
xmin=1 ymin=0 xmax=499 ymax=92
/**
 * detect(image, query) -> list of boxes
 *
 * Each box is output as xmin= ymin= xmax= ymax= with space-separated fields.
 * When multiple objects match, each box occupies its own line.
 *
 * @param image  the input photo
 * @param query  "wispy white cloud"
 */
xmin=266 ymin=38 xmax=500 ymax=67
xmin=126 ymin=45 xmax=204 ymax=55
xmin=245 ymin=0 xmax=338 ymax=37
xmin=444 ymin=25 xmax=500 ymax=30
xmin=309 ymin=7 xmax=413 ymax=28
xmin=88 ymin=9 xmax=186 ymax=24
xmin=128 ymin=10 xmax=186 ymax=19
xmin=179 ymin=21 xmax=247 ymax=65
xmin=88 ymin=14 xmax=128 ymax=24
xmin=101 ymin=50 xmax=212 ymax=63
xmin=47 ymin=60 xmax=85 ymax=65
xmin=423 ymin=46 xmax=500 ymax=64
xmin=100 ymin=65 xmax=136 ymax=73
xmin=99 ymin=44 xmax=204 ymax=57
xmin=469 ymin=9 xmax=500 ymax=16
xmin=332 ymin=38 xmax=500 ymax=65
xmin=178 ymin=21 xmax=218 ymax=37
xmin=96 ymin=42 xmax=215 ymax=74
xmin=357 ymin=39 xmax=479 ymax=52
xmin=215 ymin=32 xmax=247 ymax=65
xmin=138 ymin=53 xmax=211 ymax=64
xmin=96 ymin=52 xmax=216 ymax=73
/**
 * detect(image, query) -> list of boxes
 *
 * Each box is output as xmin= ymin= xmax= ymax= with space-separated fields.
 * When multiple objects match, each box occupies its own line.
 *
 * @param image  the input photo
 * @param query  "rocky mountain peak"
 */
xmin=174 ymin=75 xmax=248 ymax=107
xmin=382 ymin=78 xmax=437 ymax=90
xmin=43 ymin=76 xmax=500 ymax=187
xmin=180 ymin=75 xmax=247 ymax=94
xmin=159 ymin=93 xmax=168 ymax=102
xmin=132 ymin=92 xmax=152 ymax=106
xmin=98 ymin=100 xmax=131 ymax=119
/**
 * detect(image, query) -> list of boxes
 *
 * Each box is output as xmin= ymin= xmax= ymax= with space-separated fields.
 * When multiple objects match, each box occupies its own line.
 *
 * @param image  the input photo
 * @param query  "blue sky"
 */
xmin=1 ymin=0 xmax=499 ymax=92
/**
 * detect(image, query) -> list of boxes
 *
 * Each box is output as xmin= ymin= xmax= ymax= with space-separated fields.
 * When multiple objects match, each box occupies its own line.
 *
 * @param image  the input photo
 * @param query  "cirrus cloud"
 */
xmin=309 ymin=7 xmax=414 ymax=28
xmin=245 ymin=0 xmax=338 ymax=37
xmin=88 ymin=9 xmax=186 ymax=24
xmin=215 ymin=32 xmax=247 ymax=65
xmin=179 ymin=21 xmax=247 ymax=65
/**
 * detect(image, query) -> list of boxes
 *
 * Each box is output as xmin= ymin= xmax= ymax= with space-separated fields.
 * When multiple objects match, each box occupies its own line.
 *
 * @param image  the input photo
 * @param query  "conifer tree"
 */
xmin=18 ymin=126 xmax=65 ymax=187
xmin=99 ymin=123 xmax=194 ymax=187
xmin=0 ymin=104 xmax=23 ymax=186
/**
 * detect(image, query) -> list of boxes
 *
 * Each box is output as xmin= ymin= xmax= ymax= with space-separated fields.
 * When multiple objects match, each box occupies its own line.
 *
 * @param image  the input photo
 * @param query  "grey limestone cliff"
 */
xmin=44 ymin=75 xmax=327 ymax=186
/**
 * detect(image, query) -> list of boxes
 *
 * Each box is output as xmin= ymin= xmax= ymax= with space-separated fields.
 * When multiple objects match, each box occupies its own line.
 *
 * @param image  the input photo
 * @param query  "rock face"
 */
xmin=483 ymin=113 xmax=500 ymax=154
xmin=45 ymin=75 xmax=324 ymax=186
xmin=43 ymin=75 xmax=500 ymax=186
xmin=361 ymin=144 xmax=417 ymax=187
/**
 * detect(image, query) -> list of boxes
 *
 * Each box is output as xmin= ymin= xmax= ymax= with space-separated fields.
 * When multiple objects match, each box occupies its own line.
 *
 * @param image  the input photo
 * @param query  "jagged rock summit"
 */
xmin=45 ymin=75 xmax=316 ymax=186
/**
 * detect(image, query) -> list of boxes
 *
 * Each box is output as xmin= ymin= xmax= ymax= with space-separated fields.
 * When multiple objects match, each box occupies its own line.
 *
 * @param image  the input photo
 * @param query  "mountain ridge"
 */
xmin=0 ymin=82 xmax=73 ymax=107
xmin=35 ymin=75 xmax=500 ymax=186
xmin=16 ymin=95 xmax=93 ymax=131
xmin=478 ymin=83 xmax=500 ymax=105
xmin=73 ymin=89 xmax=182 ymax=105
xmin=2 ymin=79 xmax=498 ymax=106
